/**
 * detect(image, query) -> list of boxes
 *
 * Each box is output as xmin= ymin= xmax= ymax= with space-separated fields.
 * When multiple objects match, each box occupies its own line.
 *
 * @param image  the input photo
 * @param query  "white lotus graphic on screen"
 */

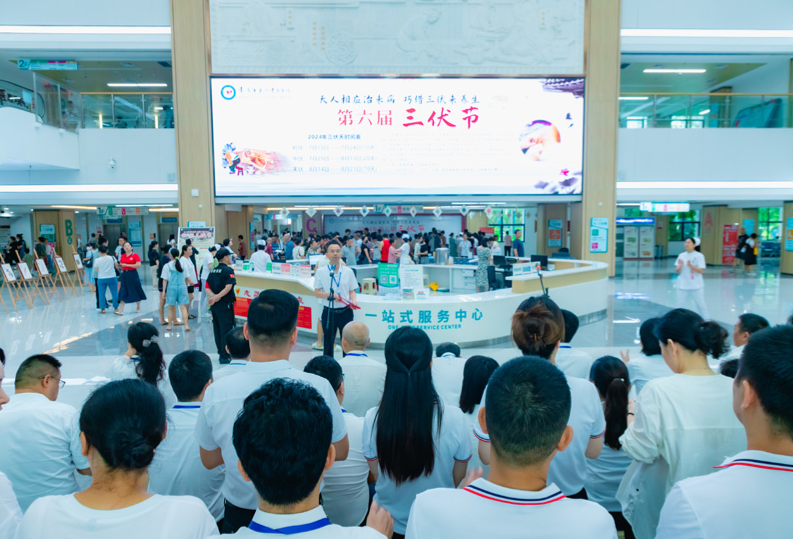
xmin=221 ymin=143 xmax=289 ymax=176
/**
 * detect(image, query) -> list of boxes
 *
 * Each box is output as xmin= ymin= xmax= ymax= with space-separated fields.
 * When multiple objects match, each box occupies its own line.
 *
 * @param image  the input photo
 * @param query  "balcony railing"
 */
xmin=82 ymin=92 xmax=174 ymax=129
xmin=0 ymin=79 xmax=43 ymax=119
xmin=619 ymin=93 xmax=793 ymax=129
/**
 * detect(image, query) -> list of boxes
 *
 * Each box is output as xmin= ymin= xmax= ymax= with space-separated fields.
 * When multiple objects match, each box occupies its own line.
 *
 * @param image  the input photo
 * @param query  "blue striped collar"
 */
xmin=229 ymin=360 xmax=249 ymax=366
xmin=173 ymin=403 xmax=201 ymax=409
xmin=247 ymin=507 xmax=331 ymax=535
xmin=559 ymin=344 xmax=572 ymax=349
xmin=463 ymin=479 xmax=565 ymax=506
xmin=343 ymin=351 xmax=368 ymax=358
xmin=715 ymin=450 xmax=793 ymax=473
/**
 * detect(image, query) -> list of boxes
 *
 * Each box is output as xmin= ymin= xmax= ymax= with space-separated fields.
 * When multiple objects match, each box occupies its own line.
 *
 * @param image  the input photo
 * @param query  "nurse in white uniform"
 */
xmin=476 ymin=296 xmax=606 ymax=499
xmin=656 ymin=325 xmax=793 ymax=539
xmin=617 ymin=308 xmax=746 ymax=539
xmin=15 ymin=379 xmax=217 ymax=539
xmin=675 ymin=237 xmax=709 ymax=319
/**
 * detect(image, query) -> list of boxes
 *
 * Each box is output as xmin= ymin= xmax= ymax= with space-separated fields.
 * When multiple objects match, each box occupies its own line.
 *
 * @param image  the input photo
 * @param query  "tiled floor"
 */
xmin=2 ymin=257 xmax=790 ymax=409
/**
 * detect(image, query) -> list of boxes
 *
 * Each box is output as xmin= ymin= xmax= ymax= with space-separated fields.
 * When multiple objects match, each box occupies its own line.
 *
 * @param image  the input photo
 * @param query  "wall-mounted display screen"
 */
xmin=211 ymin=77 xmax=584 ymax=198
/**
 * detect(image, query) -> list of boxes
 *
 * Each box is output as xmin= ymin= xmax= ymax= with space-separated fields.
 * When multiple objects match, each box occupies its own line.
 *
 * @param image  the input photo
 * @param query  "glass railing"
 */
xmin=82 ymin=93 xmax=174 ymax=129
xmin=0 ymin=79 xmax=43 ymax=119
xmin=32 ymin=73 xmax=82 ymax=132
xmin=619 ymin=93 xmax=793 ymax=128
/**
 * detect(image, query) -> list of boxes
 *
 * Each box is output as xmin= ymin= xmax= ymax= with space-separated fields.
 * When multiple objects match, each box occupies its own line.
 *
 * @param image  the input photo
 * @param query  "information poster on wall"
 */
xmin=129 ymin=221 xmax=142 ymax=248
xmin=39 ymin=224 xmax=56 ymax=243
xmin=590 ymin=218 xmax=609 ymax=253
xmin=722 ymin=224 xmax=738 ymax=264
xmin=548 ymin=219 xmax=563 ymax=248
xmin=786 ymin=218 xmax=793 ymax=252
xmin=212 ymin=77 xmax=584 ymax=197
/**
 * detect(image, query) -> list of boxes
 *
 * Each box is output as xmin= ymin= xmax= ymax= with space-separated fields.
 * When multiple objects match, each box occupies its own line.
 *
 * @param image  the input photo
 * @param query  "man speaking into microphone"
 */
xmin=314 ymin=240 xmax=359 ymax=358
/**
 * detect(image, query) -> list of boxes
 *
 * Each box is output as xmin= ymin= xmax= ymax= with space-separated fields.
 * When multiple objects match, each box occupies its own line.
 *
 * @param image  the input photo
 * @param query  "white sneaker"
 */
xmin=311 ymin=342 xmax=323 ymax=350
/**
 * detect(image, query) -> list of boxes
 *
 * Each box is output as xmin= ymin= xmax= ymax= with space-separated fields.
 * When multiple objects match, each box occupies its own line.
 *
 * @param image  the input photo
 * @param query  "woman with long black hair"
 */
xmin=586 ymin=356 xmax=635 ymax=539
xmin=110 ymin=322 xmax=175 ymax=408
xmin=362 ymin=326 xmax=471 ymax=538
xmin=162 ymin=247 xmax=190 ymax=332
xmin=474 ymin=295 xmax=606 ymax=500
xmin=617 ymin=308 xmax=746 ymax=539
xmin=458 ymin=355 xmax=499 ymax=477
xmin=14 ymin=379 xmax=216 ymax=539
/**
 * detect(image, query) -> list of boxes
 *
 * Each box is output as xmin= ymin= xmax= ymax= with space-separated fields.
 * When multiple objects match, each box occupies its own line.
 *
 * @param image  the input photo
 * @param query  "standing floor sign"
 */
xmin=590 ymin=218 xmax=609 ymax=253
xmin=722 ymin=224 xmax=738 ymax=265
xmin=377 ymin=263 xmax=400 ymax=295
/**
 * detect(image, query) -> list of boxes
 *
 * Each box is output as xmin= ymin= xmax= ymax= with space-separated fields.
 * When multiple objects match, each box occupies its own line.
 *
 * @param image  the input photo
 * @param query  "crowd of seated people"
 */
xmin=0 ymin=291 xmax=791 ymax=539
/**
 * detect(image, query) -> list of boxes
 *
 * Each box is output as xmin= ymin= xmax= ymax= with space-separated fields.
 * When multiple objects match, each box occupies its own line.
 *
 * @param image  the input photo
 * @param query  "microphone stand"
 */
xmin=536 ymin=264 xmax=549 ymax=296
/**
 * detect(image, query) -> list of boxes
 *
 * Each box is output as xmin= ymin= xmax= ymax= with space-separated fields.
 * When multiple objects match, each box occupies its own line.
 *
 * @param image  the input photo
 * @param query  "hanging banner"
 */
xmin=722 ymin=224 xmax=738 ymax=265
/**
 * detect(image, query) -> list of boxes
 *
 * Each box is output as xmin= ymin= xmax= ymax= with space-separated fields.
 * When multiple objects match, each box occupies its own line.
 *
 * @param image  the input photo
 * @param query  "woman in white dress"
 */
xmin=617 ymin=308 xmax=746 ymax=539
xmin=14 ymin=379 xmax=217 ymax=539
xmin=110 ymin=322 xmax=176 ymax=408
xmin=675 ymin=237 xmax=708 ymax=319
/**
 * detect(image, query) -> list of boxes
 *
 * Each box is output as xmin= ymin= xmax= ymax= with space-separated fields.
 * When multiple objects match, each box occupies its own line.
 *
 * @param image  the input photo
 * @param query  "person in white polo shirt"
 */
xmin=555 ymin=310 xmax=594 ymax=379
xmin=0 ymin=352 xmax=22 ymax=539
xmin=431 ymin=342 xmax=467 ymax=407
xmin=249 ymin=240 xmax=272 ymax=273
xmin=475 ymin=296 xmax=606 ymax=499
xmin=620 ymin=318 xmax=672 ymax=397
xmin=217 ymin=378 xmax=391 ymax=538
xmin=304 ymin=356 xmax=372 ymax=527
xmin=406 ymin=357 xmax=617 ymax=539
xmin=656 ymin=324 xmax=793 ymax=539
xmin=0 ymin=355 xmax=90 ymax=512
xmin=15 ymin=379 xmax=217 ymax=539
xmin=720 ymin=313 xmax=769 ymax=366
xmin=674 ymin=237 xmax=708 ymax=319
xmin=196 ymin=290 xmax=350 ymax=534
xmin=214 ymin=327 xmax=251 ymax=382
xmin=339 ymin=321 xmax=386 ymax=417
xmin=147 ymin=350 xmax=225 ymax=523
xmin=617 ymin=308 xmax=746 ymax=539
xmin=314 ymin=240 xmax=359 ymax=359
xmin=363 ymin=327 xmax=472 ymax=537
xmin=199 ymin=244 xmax=218 ymax=315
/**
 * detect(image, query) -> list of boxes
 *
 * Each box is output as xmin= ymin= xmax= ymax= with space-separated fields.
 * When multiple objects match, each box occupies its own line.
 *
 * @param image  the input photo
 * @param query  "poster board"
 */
xmin=178 ymin=227 xmax=216 ymax=277
xmin=72 ymin=253 xmax=84 ymax=269
xmin=377 ymin=263 xmax=400 ymax=295
xmin=548 ymin=219 xmax=563 ymax=248
xmin=399 ymin=265 xmax=424 ymax=290
xmin=1 ymin=264 xmax=16 ymax=282
xmin=722 ymin=224 xmax=738 ymax=265
xmin=55 ymin=257 xmax=68 ymax=274
xmin=590 ymin=218 xmax=609 ymax=254
xmin=18 ymin=262 xmax=34 ymax=280
xmin=786 ymin=217 xmax=793 ymax=252
xmin=35 ymin=258 xmax=49 ymax=276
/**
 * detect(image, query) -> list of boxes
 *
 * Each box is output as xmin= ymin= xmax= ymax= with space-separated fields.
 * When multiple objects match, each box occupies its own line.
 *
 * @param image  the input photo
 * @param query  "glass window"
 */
xmin=486 ymin=208 xmax=525 ymax=241
xmin=758 ymin=207 xmax=782 ymax=241
xmin=668 ymin=210 xmax=700 ymax=242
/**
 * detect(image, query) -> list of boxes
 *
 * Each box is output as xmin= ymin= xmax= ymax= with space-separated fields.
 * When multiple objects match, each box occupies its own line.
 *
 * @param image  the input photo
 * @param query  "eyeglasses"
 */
xmin=38 ymin=375 xmax=66 ymax=389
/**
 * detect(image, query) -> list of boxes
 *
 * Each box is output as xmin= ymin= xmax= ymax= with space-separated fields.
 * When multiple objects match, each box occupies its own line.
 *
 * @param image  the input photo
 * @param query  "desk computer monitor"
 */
xmin=308 ymin=254 xmax=324 ymax=267
xmin=530 ymin=254 xmax=548 ymax=269
xmin=493 ymin=255 xmax=506 ymax=267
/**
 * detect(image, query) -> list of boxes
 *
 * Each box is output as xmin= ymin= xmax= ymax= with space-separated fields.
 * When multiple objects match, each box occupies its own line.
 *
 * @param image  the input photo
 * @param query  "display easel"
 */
xmin=53 ymin=249 xmax=81 ymax=297
xmin=71 ymin=247 xmax=88 ymax=289
xmin=0 ymin=257 xmax=15 ymax=313
xmin=14 ymin=250 xmax=49 ymax=306
xmin=0 ymin=254 xmax=32 ymax=310
xmin=33 ymin=251 xmax=62 ymax=302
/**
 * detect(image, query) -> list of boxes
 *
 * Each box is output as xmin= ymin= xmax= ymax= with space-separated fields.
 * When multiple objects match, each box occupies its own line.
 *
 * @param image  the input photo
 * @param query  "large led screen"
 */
xmin=211 ymin=78 xmax=584 ymax=197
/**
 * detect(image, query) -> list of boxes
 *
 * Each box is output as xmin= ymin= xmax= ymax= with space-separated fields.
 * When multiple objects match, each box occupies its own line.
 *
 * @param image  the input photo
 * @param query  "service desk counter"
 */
xmin=233 ymin=259 xmax=608 ymax=347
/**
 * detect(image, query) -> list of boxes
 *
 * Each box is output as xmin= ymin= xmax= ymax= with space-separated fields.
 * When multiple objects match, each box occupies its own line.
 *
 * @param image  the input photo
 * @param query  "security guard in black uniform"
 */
xmin=206 ymin=248 xmax=237 ymax=364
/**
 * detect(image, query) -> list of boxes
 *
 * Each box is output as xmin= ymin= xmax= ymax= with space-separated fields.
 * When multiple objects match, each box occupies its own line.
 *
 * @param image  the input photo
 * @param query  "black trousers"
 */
xmin=504 ymin=246 xmax=512 ymax=256
xmin=221 ymin=500 xmax=255 ymax=534
xmin=322 ymin=306 xmax=353 ymax=358
xmin=569 ymin=487 xmax=588 ymax=500
xmin=211 ymin=301 xmax=236 ymax=363
xmin=609 ymin=511 xmax=636 ymax=539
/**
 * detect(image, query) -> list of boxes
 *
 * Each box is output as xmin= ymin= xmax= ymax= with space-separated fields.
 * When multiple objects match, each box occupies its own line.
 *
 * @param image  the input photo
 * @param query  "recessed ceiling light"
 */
xmin=643 ymin=69 xmax=706 ymax=74
xmin=107 ymin=83 xmax=167 ymax=88
xmin=699 ymin=109 xmax=711 ymax=115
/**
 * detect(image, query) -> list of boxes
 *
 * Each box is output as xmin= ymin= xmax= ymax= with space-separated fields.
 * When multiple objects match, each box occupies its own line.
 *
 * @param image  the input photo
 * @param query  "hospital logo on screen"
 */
xmin=220 ymin=85 xmax=236 ymax=100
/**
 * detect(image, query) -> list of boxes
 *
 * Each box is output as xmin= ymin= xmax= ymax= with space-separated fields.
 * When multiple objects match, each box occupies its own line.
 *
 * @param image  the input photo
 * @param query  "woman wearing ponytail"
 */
xmin=111 ymin=322 xmax=176 ymax=408
xmin=162 ymin=247 xmax=191 ymax=332
xmin=475 ymin=295 xmax=606 ymax=500
xmin=617 ymin=308 xmax=746 ymax=539
xmin=362 ymin=326 xmax=471 ymax=538
xmin=586 ymin=356 xmax=635 ymax=539
xmin=15 ymin=379 xmax=217 ymax=539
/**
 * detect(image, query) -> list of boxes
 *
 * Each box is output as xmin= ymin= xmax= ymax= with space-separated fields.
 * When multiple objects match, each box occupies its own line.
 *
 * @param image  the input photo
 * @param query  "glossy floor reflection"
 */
xmin=1 ymin=257 xmax=790 ymax=409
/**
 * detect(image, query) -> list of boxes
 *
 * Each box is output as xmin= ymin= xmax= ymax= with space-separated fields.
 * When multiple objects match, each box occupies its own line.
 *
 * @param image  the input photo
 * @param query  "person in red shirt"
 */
xmin=238 ymin=235 xmax=248 ymax=260
xmin=116 ymin=242 xmax=148 ymax=314
xmin=380 ymin=233 xmax=390 ymax=263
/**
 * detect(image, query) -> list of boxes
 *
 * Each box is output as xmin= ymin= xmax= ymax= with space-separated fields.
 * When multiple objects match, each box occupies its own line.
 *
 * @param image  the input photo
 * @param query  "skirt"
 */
xmin=118 ymin=270 xmax=147 ymax=303
xmin=166 ymin=278 xmax=190 ymax=306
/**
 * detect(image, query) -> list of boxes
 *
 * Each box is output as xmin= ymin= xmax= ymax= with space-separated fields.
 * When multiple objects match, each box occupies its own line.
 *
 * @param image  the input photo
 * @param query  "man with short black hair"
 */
xmin=214 ymin=328 xmax=251 ymax=381
xmin=406 ymin=357 xmax=616 ymax=538
xmin=721 ymin=313 xmax=771 ymax=363
xmin=206 ymin=248 xmax=237 ymax=364
xmin=197 ymin=290 xmax=350 ymax=534
xmin=656 ymin=325 xmax=793 ymax=538
xmin=555 ymin=310 xmax=594 ymax=379
xmin=0 ymin=355 xmax=90 ymax=512
xmin=304 ymin=356 xmax=372 ymax=527
xmin=314 ymin=241 xmax=359 ymax=358
xmin=432 ymin=343 xmax=466 ymax=407
xmin=249 ymin=240 xmax=272 ymax=273
xmin=149 ymin=350 xmax=224 ymax=523
xmin=224 ymin=379 xmax=390 ymax=538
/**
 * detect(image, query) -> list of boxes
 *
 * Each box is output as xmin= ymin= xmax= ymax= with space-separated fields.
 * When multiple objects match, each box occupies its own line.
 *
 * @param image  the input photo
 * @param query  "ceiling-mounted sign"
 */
xmin=459 ymin=206 xmax=469 ymax=216
xmin=433 ymin=207 xmax=443 ymax=218
xmin=18 ymin=59 xmax=78 ymax=71
xmin=360 ymin=206 xmax=371 ymax=217
xmin=409 ymin=206 xmax=418 ymax=217
xmin=333 ymin=206 xmax=344 ymax=217
xmin=639 ymin=202 xmax=690 ymax=213
xmin=383 ymin=206 xmax=393 ymax=217
xmin=305 ymin=206 xmax=317 ymax=218
xmin=97 ymin=206 xmax=149 ymax=218
xmin=484 ymin=206 xmax=494 ymax=219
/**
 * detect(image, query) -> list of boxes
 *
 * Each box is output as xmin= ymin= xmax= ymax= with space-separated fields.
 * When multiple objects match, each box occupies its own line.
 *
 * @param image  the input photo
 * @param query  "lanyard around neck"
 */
xmin=248 ymin=518 xmax=330 ymax=535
